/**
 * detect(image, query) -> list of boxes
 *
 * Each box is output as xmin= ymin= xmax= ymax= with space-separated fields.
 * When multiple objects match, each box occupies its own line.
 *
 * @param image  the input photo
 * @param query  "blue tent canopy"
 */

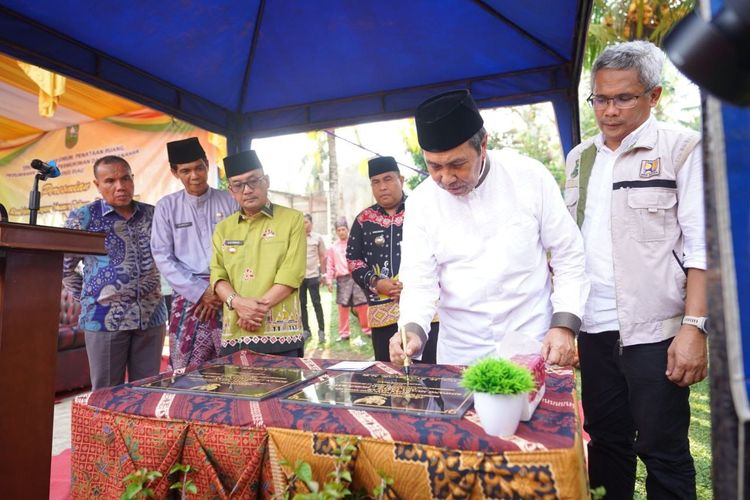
xmin=0 ymin=0 xmax=591 ymax=153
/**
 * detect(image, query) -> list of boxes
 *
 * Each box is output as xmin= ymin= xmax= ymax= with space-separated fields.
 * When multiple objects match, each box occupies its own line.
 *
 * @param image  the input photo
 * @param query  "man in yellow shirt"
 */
xmin=210 ymin=150 xmax=306 ymax=356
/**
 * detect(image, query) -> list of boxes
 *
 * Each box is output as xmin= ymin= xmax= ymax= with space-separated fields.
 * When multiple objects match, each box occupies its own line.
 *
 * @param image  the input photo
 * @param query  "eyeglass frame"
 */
xmin=586 ymin=90 xmax=652 ymax=110
xmin=227 ymin=174 xmax=266 ymax=193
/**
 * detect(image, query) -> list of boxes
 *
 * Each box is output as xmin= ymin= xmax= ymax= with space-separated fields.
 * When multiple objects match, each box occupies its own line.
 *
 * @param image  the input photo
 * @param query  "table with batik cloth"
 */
xmin=70 ymin=351 xmax=587 ymax=499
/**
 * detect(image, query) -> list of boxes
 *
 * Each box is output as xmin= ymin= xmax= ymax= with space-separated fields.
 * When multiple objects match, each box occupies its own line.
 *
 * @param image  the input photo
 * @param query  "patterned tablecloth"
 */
xmin=71 ymin=351 xmax=587 ymax=499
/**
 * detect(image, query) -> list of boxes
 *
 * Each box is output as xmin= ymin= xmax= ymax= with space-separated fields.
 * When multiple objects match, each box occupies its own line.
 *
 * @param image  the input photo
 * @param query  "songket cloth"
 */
xmin=71 ymin=352 xmax=587 ymax=499
xmin=167 ymin=293 xmax=223 ymax=370
xmin=346 ymin=197 xmax=405 ymax=328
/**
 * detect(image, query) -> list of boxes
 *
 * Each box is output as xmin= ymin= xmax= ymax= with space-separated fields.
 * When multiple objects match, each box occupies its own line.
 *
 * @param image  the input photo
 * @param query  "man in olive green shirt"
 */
xmin=210 ymin=150 xmax=306 ymax=356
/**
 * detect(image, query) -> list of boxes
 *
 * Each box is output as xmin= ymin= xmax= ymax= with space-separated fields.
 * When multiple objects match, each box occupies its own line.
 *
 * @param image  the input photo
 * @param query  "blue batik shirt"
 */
xmin=62 ymin=199 xmax=167 ymax=332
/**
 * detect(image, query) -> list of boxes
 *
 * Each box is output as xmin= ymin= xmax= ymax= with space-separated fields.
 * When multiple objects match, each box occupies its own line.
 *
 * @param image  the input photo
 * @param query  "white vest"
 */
xmin=564 ymin=120 xmax=700 ymax=345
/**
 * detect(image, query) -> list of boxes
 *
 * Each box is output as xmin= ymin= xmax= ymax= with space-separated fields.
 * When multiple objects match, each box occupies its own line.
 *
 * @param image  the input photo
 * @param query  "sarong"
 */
xmin=335 ymin=274 xmax=368 ymax=307
xmin=168 ymin=294 xmax=223 ymax=370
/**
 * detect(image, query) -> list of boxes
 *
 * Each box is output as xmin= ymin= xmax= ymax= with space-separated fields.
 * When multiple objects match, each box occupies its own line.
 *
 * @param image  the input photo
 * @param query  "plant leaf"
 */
xmin=460 ymin=357 xmax=536 ymax=394
xmin=296 ymin=461 xmax=313 ymax=483
xmin=121 ymin=483 xmax=142 ymax=500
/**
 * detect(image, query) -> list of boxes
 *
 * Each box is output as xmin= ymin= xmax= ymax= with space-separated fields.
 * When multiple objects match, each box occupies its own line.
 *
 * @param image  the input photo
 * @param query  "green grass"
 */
xmin=633 ymin=377 xmax=712 ymax=499
xmin=300 ymin=286 xmax=374 ymax=361
xmin=688 ymin=378 xmax=713 ymax=499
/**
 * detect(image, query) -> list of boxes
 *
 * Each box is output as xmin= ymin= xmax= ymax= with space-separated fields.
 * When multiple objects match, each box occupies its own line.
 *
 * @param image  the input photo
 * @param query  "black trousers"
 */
xmin=578 ymin=331 xmax=696 ymax=500
xmin=371 ymin=322 xmax=440 ymax=364
xmin=299 ymin=276 xmax=325 ymax=332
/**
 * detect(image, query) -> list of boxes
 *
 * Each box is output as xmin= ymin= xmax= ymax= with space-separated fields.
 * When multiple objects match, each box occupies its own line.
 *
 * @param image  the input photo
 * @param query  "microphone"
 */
xmin=31 ymin=159 xmax=61 ymax=178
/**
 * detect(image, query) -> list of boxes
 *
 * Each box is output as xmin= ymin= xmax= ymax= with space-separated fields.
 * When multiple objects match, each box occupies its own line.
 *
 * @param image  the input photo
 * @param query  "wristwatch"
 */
xmin=681 ymin=315 xmax=709 ymax=335
xmin=226 ymin=293 xmax=238 ymax=311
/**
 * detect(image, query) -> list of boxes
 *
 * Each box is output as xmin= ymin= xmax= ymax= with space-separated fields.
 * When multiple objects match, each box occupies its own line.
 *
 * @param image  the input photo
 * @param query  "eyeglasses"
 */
xmin=586 ymin=91 xmax=650 ymax=110
xmin=228 ymin=176 xmax=265 ymax=193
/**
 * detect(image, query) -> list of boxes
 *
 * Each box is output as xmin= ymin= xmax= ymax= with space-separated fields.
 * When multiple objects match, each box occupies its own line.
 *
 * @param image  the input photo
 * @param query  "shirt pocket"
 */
xmin=261 ymin=240 xmax=288 ymax=268
xmin=221 ymin=241 xmax=250 ymax=272
xmin=626 ymin=190 xmax=677 ymax=242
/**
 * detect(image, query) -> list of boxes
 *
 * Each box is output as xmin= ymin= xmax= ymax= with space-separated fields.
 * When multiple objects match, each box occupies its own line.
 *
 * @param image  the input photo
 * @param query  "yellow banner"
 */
xmin=0 ymin=110 xmax=226 ymax=226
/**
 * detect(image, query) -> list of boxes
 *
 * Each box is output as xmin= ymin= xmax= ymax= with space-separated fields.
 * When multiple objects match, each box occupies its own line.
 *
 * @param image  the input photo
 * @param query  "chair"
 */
xmin=55 ymin=289 xmax=90 ymax=393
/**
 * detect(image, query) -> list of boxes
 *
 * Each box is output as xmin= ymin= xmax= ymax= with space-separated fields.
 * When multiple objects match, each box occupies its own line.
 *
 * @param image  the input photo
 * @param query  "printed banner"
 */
xmin=0 ymin=109 xmax=226 ymax=226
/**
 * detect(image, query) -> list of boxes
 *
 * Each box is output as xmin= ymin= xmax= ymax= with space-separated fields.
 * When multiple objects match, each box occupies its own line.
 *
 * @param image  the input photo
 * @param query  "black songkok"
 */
xmin=166 ymin=137 xmax=205 ymax=165
xmin=414 ymin=90 xmax=484 ymax=152
xmin=368 ymin=156 xmax=399 ymax=178
xmin=223 ymin=150 xmax=263 ymax=178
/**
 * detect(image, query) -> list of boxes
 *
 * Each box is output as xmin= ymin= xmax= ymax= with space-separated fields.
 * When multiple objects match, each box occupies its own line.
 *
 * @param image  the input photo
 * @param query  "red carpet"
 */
xmin=50 ymin=449 xmax=71 ymax=500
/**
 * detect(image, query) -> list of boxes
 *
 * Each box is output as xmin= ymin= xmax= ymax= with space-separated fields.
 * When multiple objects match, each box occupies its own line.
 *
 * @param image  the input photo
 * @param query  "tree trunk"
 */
xmin=327 ymin=129 xmax=339 ymax=235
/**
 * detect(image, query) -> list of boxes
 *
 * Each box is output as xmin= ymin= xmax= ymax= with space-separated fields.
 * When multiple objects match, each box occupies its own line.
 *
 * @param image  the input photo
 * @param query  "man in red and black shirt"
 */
xmin=347 ymin=156 xmax=438 ymax=362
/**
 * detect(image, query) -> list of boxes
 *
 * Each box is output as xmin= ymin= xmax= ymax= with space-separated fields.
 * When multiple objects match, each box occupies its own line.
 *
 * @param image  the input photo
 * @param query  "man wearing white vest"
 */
xmin=565 ymin=41 xmax=706 ymax=499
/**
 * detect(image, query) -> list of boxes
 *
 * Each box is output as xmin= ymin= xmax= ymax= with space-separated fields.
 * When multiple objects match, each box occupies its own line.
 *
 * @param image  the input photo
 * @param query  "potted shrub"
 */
xmin=460 ymin=357 xmax=537 ymax=437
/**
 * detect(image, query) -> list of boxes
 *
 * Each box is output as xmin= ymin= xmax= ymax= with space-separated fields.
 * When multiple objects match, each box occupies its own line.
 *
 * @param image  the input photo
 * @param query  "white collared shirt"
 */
xmin=399 ymin=149 xmax=589 ymax=365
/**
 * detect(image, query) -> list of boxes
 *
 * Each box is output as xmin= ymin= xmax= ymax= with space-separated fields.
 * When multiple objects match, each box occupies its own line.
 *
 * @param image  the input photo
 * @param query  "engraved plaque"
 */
xmin=284 ymin=372 xmax=473 ymax=419
xmin=137 ymin=362 xmax=323 ymax=400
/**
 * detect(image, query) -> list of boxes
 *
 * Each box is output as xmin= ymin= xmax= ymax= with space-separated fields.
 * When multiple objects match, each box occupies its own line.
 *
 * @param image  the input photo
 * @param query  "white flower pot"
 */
xmin=473 ymin=392 xmax=526 ymax=437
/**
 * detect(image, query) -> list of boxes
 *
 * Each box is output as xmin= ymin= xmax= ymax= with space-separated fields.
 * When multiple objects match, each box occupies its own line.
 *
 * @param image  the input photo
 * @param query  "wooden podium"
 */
xmin=0 ymin=222 xmax=105 ymax=498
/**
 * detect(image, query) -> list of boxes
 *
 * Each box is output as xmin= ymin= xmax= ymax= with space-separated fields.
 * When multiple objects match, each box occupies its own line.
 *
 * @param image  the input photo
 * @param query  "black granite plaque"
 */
xmin=137 ymin=362 xmax=323 ymax=400
xmin=283 ymin=372 xmax=473 ymax=419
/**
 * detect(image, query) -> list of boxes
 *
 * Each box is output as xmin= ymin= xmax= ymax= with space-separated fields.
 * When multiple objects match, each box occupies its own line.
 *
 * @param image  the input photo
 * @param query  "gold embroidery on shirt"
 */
xmin=243 ymin=268 xmax=255 ymax=281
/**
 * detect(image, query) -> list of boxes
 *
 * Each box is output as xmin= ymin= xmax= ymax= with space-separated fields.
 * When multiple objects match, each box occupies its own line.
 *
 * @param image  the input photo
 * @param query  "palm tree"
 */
xmin=581 ymin=0 xmax=697 ymax=139
xmin=326 ymin=129 xmax=339 ymax=232
xmin=585 ymin=0 xmax=695 ymax=69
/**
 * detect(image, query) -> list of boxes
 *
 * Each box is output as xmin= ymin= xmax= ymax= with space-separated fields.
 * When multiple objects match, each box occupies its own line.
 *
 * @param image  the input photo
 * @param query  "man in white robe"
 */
xmin=390 ymin=90 xmax=589 ymax=366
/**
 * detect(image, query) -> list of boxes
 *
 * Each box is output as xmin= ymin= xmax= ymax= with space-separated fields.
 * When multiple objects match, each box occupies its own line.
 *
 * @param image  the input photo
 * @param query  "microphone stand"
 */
xmin=28 ymin=173 xmax=47 ymax=225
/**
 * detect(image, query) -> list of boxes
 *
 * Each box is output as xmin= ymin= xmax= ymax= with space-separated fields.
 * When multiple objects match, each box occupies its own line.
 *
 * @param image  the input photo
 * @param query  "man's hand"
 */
xmin=327 ymin=281 xmax=334 ymax=293
xmin=541 ymin=327 xmax=577 ymax=366
xmin=375 ymin=278 xmax=403 ymax=301
xmin=666 ymin=325 xmax=708 ymax=387
xmin=233 ymin=296 xmax=271 ymax=332
xmin=389 ymin=330 xmax=423 ymax=365
xmin=193 ymin=286 xmax=223 ymax=322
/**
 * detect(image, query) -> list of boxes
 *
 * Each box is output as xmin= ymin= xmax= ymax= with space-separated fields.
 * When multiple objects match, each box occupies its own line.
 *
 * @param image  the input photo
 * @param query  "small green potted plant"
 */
xmin=460 ymin=357 xmax=536 ymax=437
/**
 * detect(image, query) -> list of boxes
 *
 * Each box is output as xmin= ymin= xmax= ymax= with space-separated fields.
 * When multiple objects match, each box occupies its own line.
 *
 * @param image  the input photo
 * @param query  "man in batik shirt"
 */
xmin=151 ymin=137 xmax=237 ymax=369
xmin=63 ymin=155 xmax=167 ymax=390
xmin=347 ymin=156 xmax=438 ymax=362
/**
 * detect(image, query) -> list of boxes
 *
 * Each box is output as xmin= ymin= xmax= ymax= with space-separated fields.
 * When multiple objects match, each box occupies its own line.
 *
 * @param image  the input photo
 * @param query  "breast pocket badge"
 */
xmin=639 ymin=158 xmax=661 ymax=178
